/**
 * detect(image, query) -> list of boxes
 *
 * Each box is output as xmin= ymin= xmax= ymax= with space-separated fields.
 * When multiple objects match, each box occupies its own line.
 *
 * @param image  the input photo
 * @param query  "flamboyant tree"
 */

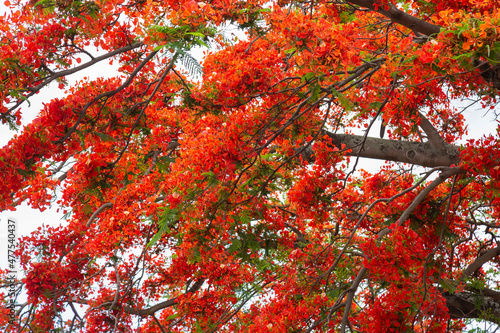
xmin=1 ymin=0 xmax=500 ymax=331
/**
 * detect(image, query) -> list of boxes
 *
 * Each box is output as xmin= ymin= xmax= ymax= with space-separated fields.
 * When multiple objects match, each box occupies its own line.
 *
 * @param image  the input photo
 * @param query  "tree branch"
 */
xmin=397 ymin=167 xmax=463 ymax=225
xmin=461 ymin=245 xmax=500 ymax=280
xmin=417 ymin=111 xmax=447 ymax=150
xmin=9 ymin=42 xmax=144 ymax=112
xmin=70 ymin=278 xmax=204 ymax=317
xmin=346 ymin=0 xmax=441 ymax=36
xmin=443 ymin=291 xmax=500 ymax=324
xmin=319 ymin=131 xmax=460 ymax=168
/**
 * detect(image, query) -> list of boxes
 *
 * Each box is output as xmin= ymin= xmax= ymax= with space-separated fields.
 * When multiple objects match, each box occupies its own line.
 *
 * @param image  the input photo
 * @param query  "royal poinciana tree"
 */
xmin=1 ymin=0 xmax=500 ymax=331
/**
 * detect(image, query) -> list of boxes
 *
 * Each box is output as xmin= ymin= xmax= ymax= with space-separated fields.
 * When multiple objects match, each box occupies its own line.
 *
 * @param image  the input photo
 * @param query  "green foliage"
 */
xmin=179 ymin=52 xmax=203 ymax=79
xmin=147 ymin=206 xmax=179 ymax=248
xmin=150 ymin=25 xmax=213 ymax=78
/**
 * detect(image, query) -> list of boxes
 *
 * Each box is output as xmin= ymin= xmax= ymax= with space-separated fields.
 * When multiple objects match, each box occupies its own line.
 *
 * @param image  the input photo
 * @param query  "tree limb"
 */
xmin=397 ymin=167 xmax=463 ymax=225
xmin=9 ymin=42 xmax=145 ymax=113
xmin=71 ymin=278 xmax=204 ymax=317
xmin=443 ymin=291 xmax=500 ymax=324
xmin=461 ymin=245 xmax=500 ymax=280
xmin=346 ymin=0 xmax=441 ymax=36
xmin=417 ymin=111 xmax=447 ymax=150
xmin=316 ymin=131 xmax=460 ymax=168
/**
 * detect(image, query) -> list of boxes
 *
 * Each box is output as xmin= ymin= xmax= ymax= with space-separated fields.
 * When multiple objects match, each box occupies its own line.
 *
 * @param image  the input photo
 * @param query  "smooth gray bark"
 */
xmin=299 ymin=131 xmax=461 ymax=168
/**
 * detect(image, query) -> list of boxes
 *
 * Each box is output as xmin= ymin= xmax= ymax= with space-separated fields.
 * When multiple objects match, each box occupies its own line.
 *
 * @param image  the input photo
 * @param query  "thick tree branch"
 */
xmin=346 ymin=0 xmax=441 ymax=36
xmin=461 ymin=245 xmax=500 ymax=280
xmin=303 ymin=131 xmax=460 ymax=168
xmin=338 ymin=167 xmax=461 ymax=332
xmin=397 ymin=167 xmax=462 ymax=225
xmin=465 ymin=287 xmax=500 ymax=303
xmin=417 ymin=111 xmax=447 ymax=150
xmin=71 ymin=278 xmax=204 ymax=317
xmin=346 ymin=0 xmax=500 ymax=91
xmin=443 ymin=291 xmax=500 ymax=324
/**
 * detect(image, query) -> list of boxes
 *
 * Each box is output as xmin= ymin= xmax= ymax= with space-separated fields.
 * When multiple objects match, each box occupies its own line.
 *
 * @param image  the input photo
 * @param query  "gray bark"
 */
xmin=300 ymin=131 xmax=461 ymax=168
xmin=346 ymin=0 xmax=441 ymax=36
xmin=444 ymin=291 xmax=500 ymax=324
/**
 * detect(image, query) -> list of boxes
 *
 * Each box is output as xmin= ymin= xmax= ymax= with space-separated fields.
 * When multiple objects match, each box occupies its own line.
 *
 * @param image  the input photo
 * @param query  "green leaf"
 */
xmin=239 ymin=212 xmax=251 ymax=224
xmin=194 ymin=318 xmax=203 ymax=333
xmin=327 ymin=289 xmax=342 ymax=299
xmin=33 ymin=0 xmax=54 ymax=8
xmin=194 ymin=39 xmax=209 ymax=48
xmin=228 ymin=239 xmax=242 ymax=253
xmin=301 ymin=72 xmax=315 ymax=82
xmin=95 ymin=132 xmax=115 ymax=142
xmin=439 ymin=279 xmax=456 ymax=293
xmin=186 ymin=32 xmax=205 ymax=38
xmin=147 ymin=207 xmax=178 ymax=248
xmin=147 ymin=225 xmax=167 ymax=248
xmin=310 ymin=83 xmax=321 ymax=102
xmin=190 ymin=248 xmax=201 ymax=263
xmin=485 ymin=41 xmax=500 ymax=64
xmin=369 ymin=101 xmax=382 ymax=110
xmin=165 ymin=313 xmax=178 ymax=321
xmin=153 ymin=44 xmax=168 ymax=52
xmin=332 ymin=88 xmax=353 ymax=110
xmin=248 ymin=239 xmax=260 ymax=251
xmin=158 ymin=156 xmax=176 ymax=163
